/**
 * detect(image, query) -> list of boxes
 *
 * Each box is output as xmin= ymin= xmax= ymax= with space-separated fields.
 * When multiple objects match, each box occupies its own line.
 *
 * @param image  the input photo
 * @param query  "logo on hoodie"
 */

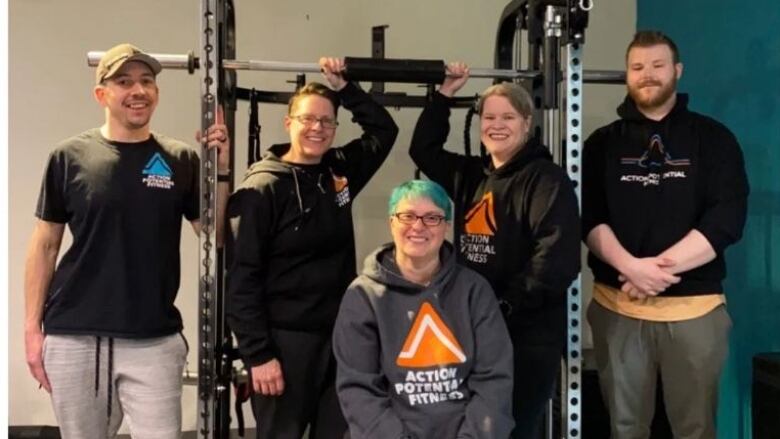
xmin=332 ymin=171 xmax=350 ymax=207
xmin=397 ymin=302 xmax=466 ymax=368
xmin=141 ymin=153 xmax=175 ymax=189
xmin=620 ymin=134 xmax=689 ymax=186
xmin=393 ymin=302 xmax=466 ymax=407
xmin=461 ymin=192 xmax=497 ymax=264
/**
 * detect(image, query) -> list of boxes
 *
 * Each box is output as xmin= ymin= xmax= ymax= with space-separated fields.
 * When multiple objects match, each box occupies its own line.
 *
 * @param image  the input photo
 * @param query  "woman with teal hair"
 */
xmin=333 ymin=179 xmax=515 ymax=439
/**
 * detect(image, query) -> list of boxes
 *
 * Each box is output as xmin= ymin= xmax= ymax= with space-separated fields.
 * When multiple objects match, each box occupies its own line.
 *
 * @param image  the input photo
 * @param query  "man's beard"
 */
xmin=628 ymin=76 xmax=677 ymax=110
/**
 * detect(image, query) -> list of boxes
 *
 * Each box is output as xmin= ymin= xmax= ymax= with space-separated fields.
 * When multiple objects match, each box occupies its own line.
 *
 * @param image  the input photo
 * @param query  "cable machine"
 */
xmin=85 ymin=1 xmax=625 ymax=437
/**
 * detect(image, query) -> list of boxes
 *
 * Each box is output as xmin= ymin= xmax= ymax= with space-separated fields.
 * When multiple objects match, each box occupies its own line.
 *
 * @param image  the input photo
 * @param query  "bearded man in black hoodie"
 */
xmin=409 ymin=65 xmax=580 ymax=438
xmin=583 ymin=31 xmax=748 ymax=439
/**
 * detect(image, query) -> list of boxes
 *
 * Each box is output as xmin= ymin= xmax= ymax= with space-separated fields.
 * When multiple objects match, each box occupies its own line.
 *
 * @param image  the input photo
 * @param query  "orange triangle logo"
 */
xmin=464 ymin=192 xmax=497 ymax=236
xmin=396 ymin=302 xmax=466 ymax=368
xmin=332 ymin=173 xmax=348 ymax=193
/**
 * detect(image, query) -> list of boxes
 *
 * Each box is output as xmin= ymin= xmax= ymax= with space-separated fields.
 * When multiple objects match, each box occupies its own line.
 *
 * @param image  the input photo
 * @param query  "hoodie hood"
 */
xmin=489 ymin=136 xmax=554 ymax=177
xmin=617 ymin=92 xmax=690 ymax=122
xmin=243 ymin=143 xmax=311 ymax=178
xmin=361 ymin=241 xmax=457 ymax=293
xmin=240 ymin=143 xmax=329 ymax=230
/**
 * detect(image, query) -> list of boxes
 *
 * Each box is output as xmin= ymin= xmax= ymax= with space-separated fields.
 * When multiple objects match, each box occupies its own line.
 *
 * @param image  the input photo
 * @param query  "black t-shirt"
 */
xmin=36 ymin=128 xmax=199 ymax=338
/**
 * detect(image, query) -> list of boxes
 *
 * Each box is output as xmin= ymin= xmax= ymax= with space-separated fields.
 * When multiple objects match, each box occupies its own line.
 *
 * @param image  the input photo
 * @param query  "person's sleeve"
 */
xmin=333 ymin=287 xmax=416 ymax=439
xmin=457 ymin=276 xmax=515 ymax=439
xmin=581 ymin=128 xmax=609 ymax=239
xmin=506 ymin=169 xmax=581 ymax=309
xmin=409 ymin=91 xmax=482 ymax=198
xmin=225 ymin=187 xmax=277 ymax=367
xmin=695 ymin=125 xmax=749 ymax=253
xmin=35 ymin=150 xmax=70 ymax=223
xmin=328 ymin=82 xmax=399 ymax=197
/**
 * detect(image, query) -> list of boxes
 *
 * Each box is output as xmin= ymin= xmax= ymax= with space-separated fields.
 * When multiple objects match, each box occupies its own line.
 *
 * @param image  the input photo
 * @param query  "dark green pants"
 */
xmin=587 ymin=301 xmax=731 ymax=439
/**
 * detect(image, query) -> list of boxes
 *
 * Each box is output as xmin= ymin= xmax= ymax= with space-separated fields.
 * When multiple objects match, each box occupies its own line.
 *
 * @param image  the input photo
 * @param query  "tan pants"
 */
xmin=587 ymin=302 xmax=731 ymax=439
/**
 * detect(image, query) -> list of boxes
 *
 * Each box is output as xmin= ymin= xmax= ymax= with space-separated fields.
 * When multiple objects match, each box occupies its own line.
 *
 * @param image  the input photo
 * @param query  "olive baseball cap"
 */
xmin=96 ymin=43 xmax=162 ymax=84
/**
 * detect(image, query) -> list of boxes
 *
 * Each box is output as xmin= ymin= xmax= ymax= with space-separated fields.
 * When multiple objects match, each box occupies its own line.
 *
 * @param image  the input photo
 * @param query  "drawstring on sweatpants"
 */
xmin=95 ymin=337 xmax=101 ymax=397
xmin=107 ymin=338 xmax=114 ymax=421
xmin=94 ymin=336 xmax=115 ymax=423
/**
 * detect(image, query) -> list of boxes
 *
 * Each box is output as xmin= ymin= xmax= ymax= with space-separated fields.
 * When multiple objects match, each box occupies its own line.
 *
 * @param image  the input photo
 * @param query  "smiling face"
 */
xmin=480 ymin=95 xmax=532 ymax=168
xmin=283 ymin=95 xmax=337 ymax=164
xmin=390 ymin=196 xmax=449 ymax=263
xmin=626 ymin=43 xmax=682 ymax=112
xmin=94 ymin=61 xmax=159 ymax=139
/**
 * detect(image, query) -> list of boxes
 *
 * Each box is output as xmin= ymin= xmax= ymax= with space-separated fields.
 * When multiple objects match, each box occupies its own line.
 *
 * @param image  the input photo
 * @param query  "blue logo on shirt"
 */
xmin=142 ymin=153 xmax=175 ymax=189
xmin=143 ymin=153 xmax=173 ymax=177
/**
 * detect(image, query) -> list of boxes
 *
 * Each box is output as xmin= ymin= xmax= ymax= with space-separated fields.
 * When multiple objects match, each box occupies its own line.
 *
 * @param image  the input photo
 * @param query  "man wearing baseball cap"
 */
xmin=23 ymin=43 xmax=230 ymax=438
xmin=95 ymin=43 xmax=164 ymax=83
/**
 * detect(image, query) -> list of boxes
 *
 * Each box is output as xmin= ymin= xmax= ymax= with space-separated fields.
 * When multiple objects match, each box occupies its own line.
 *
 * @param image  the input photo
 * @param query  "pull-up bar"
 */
xmin=222 ymin=57 xmax=541 ymax=82
xmin=86 ymin=51 xmax=625 ymax=84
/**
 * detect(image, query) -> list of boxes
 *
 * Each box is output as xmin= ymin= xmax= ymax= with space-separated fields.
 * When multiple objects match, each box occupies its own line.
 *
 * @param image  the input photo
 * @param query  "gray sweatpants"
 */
xmin=587 ymin=302 xmax=731 ymax=439
xmin=43 ymin=333 xmax=188 ymax=439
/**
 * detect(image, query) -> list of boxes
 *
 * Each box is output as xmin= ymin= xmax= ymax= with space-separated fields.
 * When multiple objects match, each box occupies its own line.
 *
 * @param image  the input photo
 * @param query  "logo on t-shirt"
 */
xmin=393 ymin=302 xmax=466 ymax=406
xmin=142 ymin=153 xmax=175 ymax=189
xmin=620 ymin=134 xmax=690 ymax=186
xmin=331 ymin=171 xmax=350 ymax=207
xmin=460 ymin=192 xmax=497 ymax=264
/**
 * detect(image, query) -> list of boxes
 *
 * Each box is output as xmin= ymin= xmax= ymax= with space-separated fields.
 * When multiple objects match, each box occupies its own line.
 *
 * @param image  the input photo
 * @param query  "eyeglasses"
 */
xmin=290 ymin=114 xmax=339 ymax=129
xmin=392 ymin=212 xmax=446 ymax=227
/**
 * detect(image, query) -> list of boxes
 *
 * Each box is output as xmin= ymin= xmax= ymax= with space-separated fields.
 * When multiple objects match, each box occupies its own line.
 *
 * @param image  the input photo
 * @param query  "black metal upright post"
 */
xmin=215 ymin=1 xmax=237 ymax=437
xmin=198 ymin=0 xmax=223 ymax=437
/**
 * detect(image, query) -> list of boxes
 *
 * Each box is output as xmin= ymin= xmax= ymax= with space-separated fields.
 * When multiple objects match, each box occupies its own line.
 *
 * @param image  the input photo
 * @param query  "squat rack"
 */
xmin=87 ymin=0 xmax=623 ymax=437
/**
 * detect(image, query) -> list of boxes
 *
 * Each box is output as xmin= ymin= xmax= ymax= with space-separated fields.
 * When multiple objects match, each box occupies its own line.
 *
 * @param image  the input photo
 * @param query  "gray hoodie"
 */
xmin=333 ymin=242 xmax=514 ymax=439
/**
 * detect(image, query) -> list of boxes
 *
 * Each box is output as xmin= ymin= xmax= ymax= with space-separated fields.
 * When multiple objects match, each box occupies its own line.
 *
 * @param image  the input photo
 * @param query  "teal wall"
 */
xmin=637 ymin=2 xmax=780 ymax=438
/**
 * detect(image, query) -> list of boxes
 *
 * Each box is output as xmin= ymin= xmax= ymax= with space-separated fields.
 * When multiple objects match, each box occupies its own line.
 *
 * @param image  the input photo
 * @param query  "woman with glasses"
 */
xmin=226 ymin=57 xmax=398 ymax=439
xmin=409 ymin=64 xmax=580 ymax=438
xmin=333 ymin=179 xmax=514 ymax=439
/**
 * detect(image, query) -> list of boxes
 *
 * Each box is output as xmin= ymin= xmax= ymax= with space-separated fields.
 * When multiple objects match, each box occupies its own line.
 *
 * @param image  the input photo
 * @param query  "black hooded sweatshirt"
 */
xmin=226 ymin=82 xmax=398 ymax=366
xmin=582 ymin=94 xmax=749 ymax=296
xmin=410 ymin=91 xmax=580 ymax=346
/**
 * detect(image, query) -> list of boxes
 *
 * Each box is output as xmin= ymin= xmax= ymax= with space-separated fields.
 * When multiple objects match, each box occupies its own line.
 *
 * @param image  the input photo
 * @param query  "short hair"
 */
xmin=388 ymin=180 xmax=453 ymax=221
xmin=476 ymin=82 xmax=534 ymax=118
xmin=626 ymin=30 xmax=681 ymax=64
xmin=287 ymin=82 xmax=339 ymax=116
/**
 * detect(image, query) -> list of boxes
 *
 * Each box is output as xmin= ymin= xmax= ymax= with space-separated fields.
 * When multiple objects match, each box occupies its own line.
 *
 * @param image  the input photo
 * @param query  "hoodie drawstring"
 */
xmin=316 ymin=173 xmax=326 ymax=194
xmin=291 ymin=168 xmax=304 ymax=231
xmin=291 ymin=168 xmax=327 ymax=230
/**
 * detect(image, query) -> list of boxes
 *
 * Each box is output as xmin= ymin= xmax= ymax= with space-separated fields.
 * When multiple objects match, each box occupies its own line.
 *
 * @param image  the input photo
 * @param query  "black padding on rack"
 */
xmin=344 ymin=57 xmax=446 ymax=84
